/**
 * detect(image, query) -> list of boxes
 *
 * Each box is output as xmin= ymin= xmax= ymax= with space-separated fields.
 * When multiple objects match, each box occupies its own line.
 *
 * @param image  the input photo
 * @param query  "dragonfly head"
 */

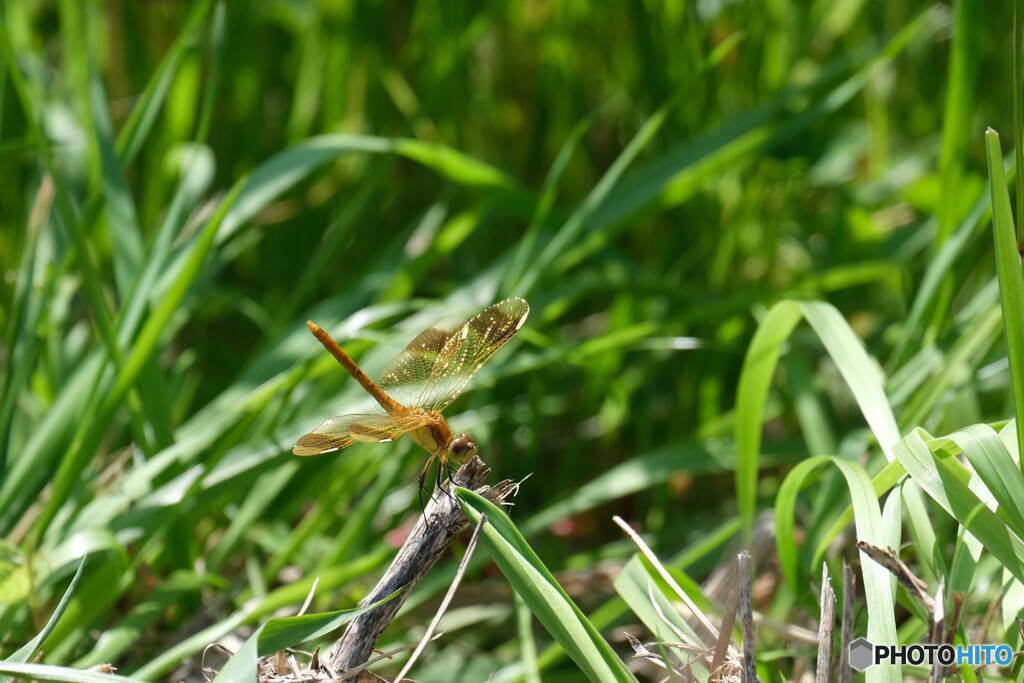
xmin=448 ymin=433 xmax=477 ymax=463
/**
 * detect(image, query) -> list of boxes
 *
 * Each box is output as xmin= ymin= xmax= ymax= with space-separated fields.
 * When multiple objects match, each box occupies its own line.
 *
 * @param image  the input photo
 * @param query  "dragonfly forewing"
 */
xmin=293 ymin=411 xmax=433 ymax=456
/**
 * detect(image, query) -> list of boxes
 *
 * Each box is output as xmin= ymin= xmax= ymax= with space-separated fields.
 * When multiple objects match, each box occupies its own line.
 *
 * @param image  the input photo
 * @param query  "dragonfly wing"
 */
xmin=377 ymin=317 xmax=465 ymax=406
xmin=292 ymin=411 xmax=431 ymax=456
xmin=418 ymin=297 xmax=530 ymax=413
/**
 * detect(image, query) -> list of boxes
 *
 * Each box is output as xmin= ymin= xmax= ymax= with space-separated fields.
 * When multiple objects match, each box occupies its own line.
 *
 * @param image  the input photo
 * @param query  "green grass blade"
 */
xmin=115 ymin=0 xmax=214 ymax=164
xmin=317 ymin=454 xmax=403 ymax=569
xmin=457 ymin=488 xmax=637 ymax=683
xmin=948 ymin=424 xmax=1024 ymax=539
xmin=888 ymin=183 xmax=995 ymax=372
xmin=4 ymin=558 xmax=86 ymax=667
xmin=513 ymin=592 xmax=542 ymax=683
xmin=894 ymin=429 xmax=1024 ymax=584
xmin=0 ymin=178 xmax=51 ymax=487
xmin=899 ymin=303 xmax=1003 ymax=429
xmin=899 ymin=479 xmax=941 ymax=583
xmin=1017 ymin=0 xmax=1024 ymax=246
xmin=800 ymin=302 xmax=900 ymax=454
xmin=193 ymin=1 xmax=226 ymax=144
xmin=0 ymin=663 xmax=143 ymax=683
xmin=735 ymin=301 xmax=804 ymax=536
xmin=72 ymin=572 xmax=210 ymax=668
xmin=778 ymin=457 xmax=906 ymax=589
xmin=88 ymin=71 xmax=143 ymax=296
xmin=499 ymin=112 xmax=594 ymax=296
xmin=736 ymin=300 xmax=903 ymax=537
xmin=392 ymin=138 xmax=521 ymax=190
xmin=218 ymin=134 xmax=528 ymax=245
xmin=935 ymin=0 xmax=980 ymax=247
xmin=117 ymin=147 xmax=214 ymax=346
xmin=773 ymin=456 xmax=900 ymax=683
xmin=34 ymin=179 xmax=246 ymax=541
xmin=985 ymin=129 xmax=1024 ymax=471
xmin=512 ymin=99 xmax=672 ymax=296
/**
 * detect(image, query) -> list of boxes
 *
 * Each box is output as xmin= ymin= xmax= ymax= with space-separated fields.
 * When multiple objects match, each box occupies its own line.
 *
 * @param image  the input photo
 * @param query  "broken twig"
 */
xmin=815 ymin=563 xmax=835 ymax=683
xmin=738 ymin=551 xmax=757 ymax=683
xmin=838 ymin=561 xmax=855 ymax=683
xmin=327 ymin=455 xmax=513 ymax=673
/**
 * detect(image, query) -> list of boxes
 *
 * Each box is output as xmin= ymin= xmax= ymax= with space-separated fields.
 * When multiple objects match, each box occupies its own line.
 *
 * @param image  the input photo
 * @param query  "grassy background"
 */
xmin=1 ymin=1 xmax=1023 ymax=681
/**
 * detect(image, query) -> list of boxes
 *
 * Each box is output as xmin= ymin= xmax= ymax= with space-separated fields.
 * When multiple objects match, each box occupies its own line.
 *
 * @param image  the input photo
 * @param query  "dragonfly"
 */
xmin=293 ymin=297 xmax=530 ymax=492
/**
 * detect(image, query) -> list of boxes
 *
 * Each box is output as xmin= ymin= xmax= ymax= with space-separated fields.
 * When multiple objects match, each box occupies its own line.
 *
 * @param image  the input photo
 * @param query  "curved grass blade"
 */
xmin=456 ymin=488 xmax=637 ymax=683
xmin=779 ymin=458 xmax=907 ymax=588
xmin=894 ymin=429 xmax=1024 ymax=584
xmin=948 ymin=424 xmax=1024 ymax=539
xmin=3 ymin=557 xmax=87 ymax=670
xmin=735 ymin=301 xmax=803 ymax=535
xmin=773 ymin=456 xmax=900 ymax=683
xmin=735 ymin=300 xmax=901 ymax=537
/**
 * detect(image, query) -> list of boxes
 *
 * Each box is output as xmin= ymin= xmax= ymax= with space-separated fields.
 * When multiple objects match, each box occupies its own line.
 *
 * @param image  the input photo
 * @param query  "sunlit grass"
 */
xmin=1 ymin=1 xmax=1023 ymax=681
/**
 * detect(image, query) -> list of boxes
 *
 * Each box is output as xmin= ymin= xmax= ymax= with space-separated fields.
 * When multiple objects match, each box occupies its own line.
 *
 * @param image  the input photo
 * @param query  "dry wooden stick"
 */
xmin=815 ymin=563 xmax=835 ymax=683
xmin=837 ymin=561 xmax=855 ymax=683
xmin=327 ymin=455 xmax=513 ymax=673
xmin=856 ymin=542 xmax=934 ymax=620
xmin=392 ymin=513 xmax=486 ymax=681
xmin=710 ymin=580 xmax=739 ymax=682
xmin=737 ymin=551 xmax=757 ymax=683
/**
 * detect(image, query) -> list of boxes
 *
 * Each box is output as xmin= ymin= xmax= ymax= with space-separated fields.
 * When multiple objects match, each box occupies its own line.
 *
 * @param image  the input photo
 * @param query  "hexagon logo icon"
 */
xmin=849 ymin=637 xmax=874 ymax=672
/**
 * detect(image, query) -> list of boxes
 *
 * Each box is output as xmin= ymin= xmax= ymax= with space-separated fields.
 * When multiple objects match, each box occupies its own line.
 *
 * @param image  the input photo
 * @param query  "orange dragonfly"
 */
xmin=293 ymin=297 xmax=529 ymax=488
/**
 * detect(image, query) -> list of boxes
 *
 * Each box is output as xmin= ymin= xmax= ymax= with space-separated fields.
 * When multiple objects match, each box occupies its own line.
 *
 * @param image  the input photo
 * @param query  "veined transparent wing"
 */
xmin=377 ymin=315 xmax=467 ymax=407
xmin=417 ymin=297 xmax=529 ymax=413
xmin=292 ymin=411 xmax=433 ymax=456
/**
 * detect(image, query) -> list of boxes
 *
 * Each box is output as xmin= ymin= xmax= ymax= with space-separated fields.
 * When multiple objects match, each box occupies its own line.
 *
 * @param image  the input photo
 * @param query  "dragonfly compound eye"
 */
xmin=450 ymin=434 xmax=477 ymax=460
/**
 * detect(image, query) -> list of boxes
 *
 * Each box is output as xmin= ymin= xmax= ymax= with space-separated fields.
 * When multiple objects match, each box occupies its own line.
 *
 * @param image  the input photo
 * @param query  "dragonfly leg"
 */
xmin=417 ymin=456 xmax=435 ymax=526
xmin=438 ymin=460 xmax=459 ymax=503
xmin=442 ymin=460 xmax=459 ymax=501
xmin=434 ymin=458 xmax=460 ymax=504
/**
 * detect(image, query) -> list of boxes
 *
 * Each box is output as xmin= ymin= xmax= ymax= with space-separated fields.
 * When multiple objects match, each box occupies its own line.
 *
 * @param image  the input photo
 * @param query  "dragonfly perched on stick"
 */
xmin=293 ymin=297 xmax=529 ymax=495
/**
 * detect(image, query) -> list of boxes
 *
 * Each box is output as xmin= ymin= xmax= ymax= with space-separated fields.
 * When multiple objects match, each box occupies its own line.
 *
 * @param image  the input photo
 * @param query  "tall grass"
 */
xmin=1 ymin=1 xmax=1023 ymax=681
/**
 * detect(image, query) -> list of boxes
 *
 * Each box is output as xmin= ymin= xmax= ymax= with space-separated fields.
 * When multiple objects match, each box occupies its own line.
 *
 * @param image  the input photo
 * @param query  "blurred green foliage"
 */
xmin=1 ymin=0 xmax=1022 ymax=680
